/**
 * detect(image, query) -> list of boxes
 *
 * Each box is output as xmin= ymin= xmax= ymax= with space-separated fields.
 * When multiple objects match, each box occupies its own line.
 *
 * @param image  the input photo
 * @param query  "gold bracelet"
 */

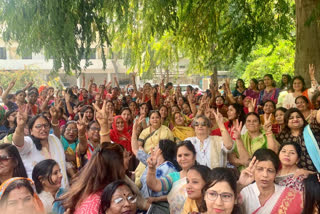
xmin=99 ymin=131 xmax=110 ymax=136
xmin=78 ymin=134 xmax=86 ymax=138
xmin=220 ymin=128 xmax=227 ymax=132
xmin=51 ymin=121 xmax=59 ymax=126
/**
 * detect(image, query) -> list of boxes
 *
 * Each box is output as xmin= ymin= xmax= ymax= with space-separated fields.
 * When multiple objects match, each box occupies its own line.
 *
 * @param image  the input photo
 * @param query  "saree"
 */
xmin=135 ymin=125 xmax=174 ymax=187
xmin=167 ymin=177 xmax=187 ymax=214
xmin=172 ymin=126 xmax=195 ymax=142
xmin=241 ymin=183 xmax=302 ymax=214
xmin=253 ymin=187 xmax=302 ymax=214
xmin=182 ymin=198 xmax=199 ymax=214
xmin=303 ymin=124 xmax=320 ymax=172
xmin=110 ymin=116 xmax=132 ymax=152
xmin=275 ymin=173 xmax=304 ymax=192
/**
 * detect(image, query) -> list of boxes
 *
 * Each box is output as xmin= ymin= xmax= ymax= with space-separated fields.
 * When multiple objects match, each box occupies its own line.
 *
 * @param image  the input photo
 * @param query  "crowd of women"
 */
xmin=0 ymin=66 xmax=320 ymax=214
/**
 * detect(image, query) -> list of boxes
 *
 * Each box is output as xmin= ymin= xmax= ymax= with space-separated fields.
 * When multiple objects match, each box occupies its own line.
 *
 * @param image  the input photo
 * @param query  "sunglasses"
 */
xmin=194 ymin=121 xmax=208 ymax=127
xmin=0 ymin=155 xmax=12 ymax=162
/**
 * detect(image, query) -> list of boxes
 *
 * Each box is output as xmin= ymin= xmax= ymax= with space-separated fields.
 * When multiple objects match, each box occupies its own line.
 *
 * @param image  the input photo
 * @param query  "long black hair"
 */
xmin=302 ymin=174 xmax=320 ymax=214
xmin=32 ymin=159 xmax=59 ymax=193
xmin=0 ymin=144 xmax=28 ymax=182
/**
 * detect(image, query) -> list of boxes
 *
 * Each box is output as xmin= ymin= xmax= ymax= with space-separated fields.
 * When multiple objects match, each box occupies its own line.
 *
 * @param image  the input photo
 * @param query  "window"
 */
xmin=0 ymin=47 xmax=7 ymax=59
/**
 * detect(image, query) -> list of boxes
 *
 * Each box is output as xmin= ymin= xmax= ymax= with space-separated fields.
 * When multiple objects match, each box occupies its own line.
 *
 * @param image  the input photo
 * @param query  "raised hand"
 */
xmin=309 ymin=64 xmax=315 ymax=78
xmin=263 ymin=113 xmax=273 ymax=134
xmin=93 ymin=100 xmax=110 ymax=127
xmin=49 ymin=106 xmax=60 ymax=120
xmin=8 ymin=78 xmax=16 ymax=89
xmin=133 ymin=115 xmax=145 ymax=131
xmin=16 ymin=105 xmax=28 ymax=127
xmin=212 ymin=109 xmax=224 ymax=128
xmin=248 ymin=98 xmax=256 ymax=113
xmin=146 ymin=150 xmax=157 ymax=170
xmin=231 ymin=119 xmax=242 ymax=140
xmin=76 ymin=113 xmax=87 ymax=133
xmin=25 ymin=81 xmax=34 ymax=89
xmin=238 ymin=157 xmax=258 ymax=187
xmin=89 ymin=77 xmax=94 ymax=84
xmin=65 ymin=92 xmax=71 ymax=102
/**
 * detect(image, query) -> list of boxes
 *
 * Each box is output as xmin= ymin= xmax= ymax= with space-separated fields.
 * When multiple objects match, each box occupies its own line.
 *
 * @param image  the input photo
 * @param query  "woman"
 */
xmin=80 ymin=105 xmax=94 ymax=124
xmin=302 ymin=174 xmax=320 ymax=214
xmin=32 ymin=159 xmax=65 ymax=214
xmin=229 ymin=112 xmax=279 ymax=171
xmin=0 ymin=177 xmax=45 ymax=214
xmin=120 ymin=107 xmax=133 ymax=134
xmin=13 ymin=108 xmax=69 ymax=188
xmin=280 ymin=74 xmax=292 ymax=91
xmin=275 ymin=142 xmax=306 ymax=191
xmin=132 ymin=139 xmax=178 ymax=212
xmin=99 ymin=180 xmax=137 ymax=214
xmin=134 ymin=103 xmax=150 ymax=132
xmin=110 ymin=116 xmax=132 ymax=153
xmin=61 ymin=121 xmax=79 ymax=177
xmin=232 ymin=79 xmax=246 ymax=97
xmin=214 ymin=96 xmax=228 ymax=118
xmin=244 ymin=78 xmax=260 ymax=100
xmin=276 ymin=107 xmax=320 ymax=172
xmin=182 ymin=165 xmax=211 ymax=214
xmin=282 ymin=66 xmax=318 ymax=109
xmin=259 ymin=100 xmax=276 ymax=125
xmin=186 ymin=114 xmax=234 ymax=169
xmin=0 ymin=110 xmax=17 ymax=140
xmin=257 ymin=74 xmax=280 ymax=106
xmin=0 ymin=143 xmax=28 ymax=184
xmin=147 ymin=141 xmax=196 ymax=214
xmin=311 ymin=90 xmax=320 ymax=110
xmin=211 ymin=104 xmax=246 ymax=140
xmin=172 ymin=112 xmax=195 ymax=142
xmin=60 ymin=143 xmax=125 ymax=214
xmin=202 ymin=168 xmax=241 ymax=214
xmin=132 ymin=111 xmax=174 ymax=187
xmin=76 ymin=120 xmax=101 ymax=168
xmin=159 ymin=105 xmax=170 ymax=127
xmin=272 ymin=107 xmax=287 ymax=134
xmin=238 ymin=149 xmax=303 ymax=214
xmin=258 ymin=80 xmax=265 ymax=92
xmin=129 ymin=101 xmax=138 ymax=119
xmin=295 ymin=95 xmax=316 ymax=123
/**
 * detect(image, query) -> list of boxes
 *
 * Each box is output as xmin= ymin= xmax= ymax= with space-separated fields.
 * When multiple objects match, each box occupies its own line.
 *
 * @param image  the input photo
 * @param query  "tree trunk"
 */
xmin=211 ymin=66 xmax=218 ymax=84
xmin=295 ymin=0 xmax=320 ymax=86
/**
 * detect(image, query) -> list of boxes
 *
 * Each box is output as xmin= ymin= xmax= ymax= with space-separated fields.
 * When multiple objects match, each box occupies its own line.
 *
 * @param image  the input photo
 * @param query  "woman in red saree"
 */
xmin=238 ymin=149 xmax=303 ymax=214
xmin=110 ymin=116 xmax=132 ymax=153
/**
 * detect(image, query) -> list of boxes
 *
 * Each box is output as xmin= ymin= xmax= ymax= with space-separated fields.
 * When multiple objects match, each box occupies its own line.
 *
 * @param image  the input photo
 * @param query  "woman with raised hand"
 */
xmin=238 ymin=149 xmax=303 ymax=214
xmin=283 ymin=64 xmax=319 ymax=109
xmin=0 ymin=143 xmax=28 ymax=184
xmin=132 ymin=110 xmax=174 ymax=187
xmin=12 ymin=104 xmax=68 ymax=188
xmin=228 ymin=113 xmax=279 ymax=171
xmin=186 ymin=112 xmax=234 ymax=169
xmin=146 ymin=141 xmax=197 ymax=214
xmin=276 ymin=107 xmax=320 ymax=172
xmin=32 ymin=159 xmax=65 ymax=214
xmin=295 ymin=95 xmax=317 ymax=123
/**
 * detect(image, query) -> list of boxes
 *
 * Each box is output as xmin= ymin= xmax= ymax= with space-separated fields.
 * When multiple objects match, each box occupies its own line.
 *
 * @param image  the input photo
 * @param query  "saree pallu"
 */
xmin=252 ymin=187 xmax=302 ymax=214
xmin=172 ymin=126 xmax=195 ymax=142
xmin=167 ymin=177 xmax=187 ymax=214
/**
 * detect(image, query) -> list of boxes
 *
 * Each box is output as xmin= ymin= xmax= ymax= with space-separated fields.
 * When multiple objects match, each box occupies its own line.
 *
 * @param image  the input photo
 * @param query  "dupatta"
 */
xmin=110 ymin=115 xmax=132 ymax=152
xmin=303 ymin=124 xmax=320 ymax=172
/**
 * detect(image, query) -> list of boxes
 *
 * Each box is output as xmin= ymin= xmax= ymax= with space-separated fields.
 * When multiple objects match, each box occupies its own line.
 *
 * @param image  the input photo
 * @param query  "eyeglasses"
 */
xmin=90 ymin=127 xmax=101 ymax=132
xmin=194 ymin=121 xmax=208 ymax=127
xmin=34 ymin=123 xmax=50 ymax=129
xmin=66 ymin=128 xmax=78 ymax=133
xmin=206 ymin=191 xmax=234 ymax=202
xmin=113 ymin=195 xmax=137 ymax=205
xmin=0 ymin=155 xmax=12 ymax=162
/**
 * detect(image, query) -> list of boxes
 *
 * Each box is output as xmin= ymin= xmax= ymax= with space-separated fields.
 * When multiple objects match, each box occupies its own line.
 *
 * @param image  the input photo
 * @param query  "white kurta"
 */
xmin=14 ymin=134 xmax=69 ymax=188
xmin=185 ymin=136 xmax=234 ymax=168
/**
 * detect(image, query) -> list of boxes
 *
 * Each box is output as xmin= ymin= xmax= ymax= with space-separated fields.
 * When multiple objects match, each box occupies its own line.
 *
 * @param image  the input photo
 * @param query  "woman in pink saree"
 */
xmin=238 ymin=148 xmax=303 ymax=214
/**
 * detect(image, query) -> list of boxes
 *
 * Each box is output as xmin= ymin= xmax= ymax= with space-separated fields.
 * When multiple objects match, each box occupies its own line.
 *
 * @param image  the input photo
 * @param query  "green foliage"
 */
xmin=0 ymin=69 xmax=46 ymax=92
xmin=232 ymin=39 xmax=295 ymax=84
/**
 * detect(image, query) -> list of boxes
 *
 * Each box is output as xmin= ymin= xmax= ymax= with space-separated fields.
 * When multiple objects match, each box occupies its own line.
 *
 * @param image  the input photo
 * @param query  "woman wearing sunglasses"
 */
xmin=185 ymin=113 xmax=234 ymax=169
xmin=0 ymin=143 xmax=28 ymax=185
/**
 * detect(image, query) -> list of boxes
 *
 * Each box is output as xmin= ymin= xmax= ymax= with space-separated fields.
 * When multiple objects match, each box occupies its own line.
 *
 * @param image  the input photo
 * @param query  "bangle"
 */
xmin=51 ymin=121 xmax=59 ymax=126
xmin=78 ymin=134 xmax=86 ymax=138
xmin=99 ymin=131 xmax=110 ymax=136
xmin=220 ymin=128 xmax=227 ymax=132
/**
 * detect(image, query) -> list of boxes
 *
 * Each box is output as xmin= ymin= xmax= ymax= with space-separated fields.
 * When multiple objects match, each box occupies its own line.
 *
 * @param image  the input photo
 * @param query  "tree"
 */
xmin=0 ymin=0 xmax=319 ymax=83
